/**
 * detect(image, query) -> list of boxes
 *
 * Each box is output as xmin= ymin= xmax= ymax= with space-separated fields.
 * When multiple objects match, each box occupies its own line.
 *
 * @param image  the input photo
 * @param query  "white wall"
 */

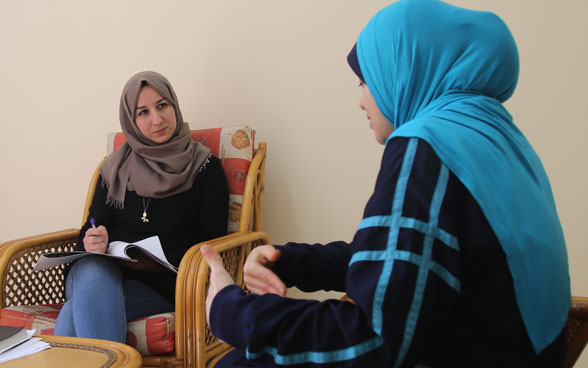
xmin=1 ymin=1 xmax=587 ymax=364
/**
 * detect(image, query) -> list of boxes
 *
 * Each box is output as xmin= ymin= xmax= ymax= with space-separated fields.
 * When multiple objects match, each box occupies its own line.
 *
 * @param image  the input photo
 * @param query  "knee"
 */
xmin=69 ymin=256 xmax=121 ymax=280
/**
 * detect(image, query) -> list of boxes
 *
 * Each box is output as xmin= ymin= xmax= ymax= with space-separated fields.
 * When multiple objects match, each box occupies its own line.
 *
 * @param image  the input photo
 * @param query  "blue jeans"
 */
xmin=54 ymin=256 xmax=174 ymax=343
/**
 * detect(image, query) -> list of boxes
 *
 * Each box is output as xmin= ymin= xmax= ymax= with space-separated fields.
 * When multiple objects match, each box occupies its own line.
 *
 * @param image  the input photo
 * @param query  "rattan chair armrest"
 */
xmin=0 ymin=229 xmax=80 ymax=269
xmin=0 ymin=229 xmax=80 ymax=308
xmin=175 ymin=231 xmax=271 ymax=368
xmin=570 ymin=296 xmax=588 ymax=314
xmin=563 ymin=296 xmax=588 ymax=368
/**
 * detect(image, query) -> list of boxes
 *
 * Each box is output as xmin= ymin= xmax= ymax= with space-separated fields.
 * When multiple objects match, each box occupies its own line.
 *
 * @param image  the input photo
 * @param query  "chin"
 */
xmin=151 ymin=135 xmax=172 ymax=144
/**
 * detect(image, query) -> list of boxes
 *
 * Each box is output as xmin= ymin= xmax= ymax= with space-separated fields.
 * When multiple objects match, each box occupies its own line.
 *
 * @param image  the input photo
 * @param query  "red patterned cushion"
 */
xmin=0 ymin=304 xmax=62 ymax=335
xmin=0 ymin=305 xmax=175 ymax=355
xmin=107 ymin=126 xmax=256 ymax=232
xmin=126 ymin=312 xmax=175 ymax=355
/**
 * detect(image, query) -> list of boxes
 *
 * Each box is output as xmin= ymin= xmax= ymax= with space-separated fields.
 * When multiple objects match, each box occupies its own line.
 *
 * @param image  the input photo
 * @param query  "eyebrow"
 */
xmin=136 ymin=98 xmax=167 ymax=110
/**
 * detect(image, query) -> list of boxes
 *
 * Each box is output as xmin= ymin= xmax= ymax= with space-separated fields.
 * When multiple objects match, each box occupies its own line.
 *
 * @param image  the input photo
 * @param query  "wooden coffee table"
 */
xmin=0 ymin=335 xmax=141 ymax=368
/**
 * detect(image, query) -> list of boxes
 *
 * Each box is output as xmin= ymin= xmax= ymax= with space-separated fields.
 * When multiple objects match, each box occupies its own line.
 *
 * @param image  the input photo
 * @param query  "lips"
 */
xmin=153 ymin=127 xmax=167 ymax=135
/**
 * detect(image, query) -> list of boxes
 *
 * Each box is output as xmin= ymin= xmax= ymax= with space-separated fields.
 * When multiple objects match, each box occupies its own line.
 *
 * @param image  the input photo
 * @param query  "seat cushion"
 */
xmin=0 ymin=304 xmax=175 ymax=356
xmin=107 ymin=126 xmax=256 ymax=232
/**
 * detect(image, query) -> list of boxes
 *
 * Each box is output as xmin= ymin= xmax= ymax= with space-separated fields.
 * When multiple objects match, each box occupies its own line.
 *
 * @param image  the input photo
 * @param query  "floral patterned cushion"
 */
xmin=0 ymin=304 xmax=175 ymax=356
xmin=107 ymin=126 xmax=256 ymax=232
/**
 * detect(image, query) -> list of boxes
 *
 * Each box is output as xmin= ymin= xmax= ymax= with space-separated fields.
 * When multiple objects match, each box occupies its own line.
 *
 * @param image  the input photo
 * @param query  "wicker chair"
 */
xmin=0 ymin=129 xmax=267 ymax=368
xmin=563 ymin=296 xmax=588 ymax=368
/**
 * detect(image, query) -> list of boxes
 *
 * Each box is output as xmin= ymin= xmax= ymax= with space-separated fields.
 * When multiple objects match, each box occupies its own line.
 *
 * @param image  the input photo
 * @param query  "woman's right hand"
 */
xmin=83 ymin=226 xmax=109 ymax=254
xmin=243 ymin=245 xmax=286 ymax=296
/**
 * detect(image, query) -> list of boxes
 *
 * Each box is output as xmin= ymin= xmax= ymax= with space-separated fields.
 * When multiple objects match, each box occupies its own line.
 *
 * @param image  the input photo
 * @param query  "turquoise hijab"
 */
xmin=356 ymin=0 xmax=570 ymax=353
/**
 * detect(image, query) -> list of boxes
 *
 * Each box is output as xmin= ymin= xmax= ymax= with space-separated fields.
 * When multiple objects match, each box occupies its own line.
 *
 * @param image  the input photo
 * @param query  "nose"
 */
xmin=152 ymin=110 xmax=164 ymax=126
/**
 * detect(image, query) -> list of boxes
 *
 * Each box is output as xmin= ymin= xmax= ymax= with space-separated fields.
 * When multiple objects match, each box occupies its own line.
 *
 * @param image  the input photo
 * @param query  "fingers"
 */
xmin=244 ymin=266 xmax=286 ymax=296
xmin=83 ymin=226 xmax=108 ymax=253
xmin=265 ymin=248 xmax=282 ymax=263
xmin=250 ymin=245 xmax=281 ymax=266
xmin=201 ymin=245 xmax=235 ymax=288
xmin=201 ymin=244 xmax=224 ymax=271
xmin=244 ymin=245 xmax=286 ymax=296
xmin=245 ymin=279 xmax=285 ymax=296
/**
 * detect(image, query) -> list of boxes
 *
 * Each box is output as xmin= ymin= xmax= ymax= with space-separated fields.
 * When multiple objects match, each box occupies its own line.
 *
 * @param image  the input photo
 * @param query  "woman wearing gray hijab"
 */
xmin=54 ymin=71 xmax=229 ymax=343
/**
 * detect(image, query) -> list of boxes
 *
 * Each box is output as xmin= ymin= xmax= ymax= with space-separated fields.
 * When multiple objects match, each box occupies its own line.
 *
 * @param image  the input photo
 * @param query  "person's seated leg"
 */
xmin=54 ymin=299 xmax=75 ymax=336
xmin=123 ymin=278 xmax=174 ymax=322
xmin=66 ymin=256 xmax=126 ymax=342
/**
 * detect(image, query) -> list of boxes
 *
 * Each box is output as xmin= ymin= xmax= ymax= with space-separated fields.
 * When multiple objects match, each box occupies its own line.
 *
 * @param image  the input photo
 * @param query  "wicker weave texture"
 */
xmin=2 ymin=239 xmax=76 ymax=307
xmin=567 ymin=298 xmax=588 ymax=343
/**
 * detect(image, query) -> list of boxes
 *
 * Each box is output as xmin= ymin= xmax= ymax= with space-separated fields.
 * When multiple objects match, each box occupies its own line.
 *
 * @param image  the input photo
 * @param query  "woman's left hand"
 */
xmin=201 ymin=245 xmax=236 ymax=327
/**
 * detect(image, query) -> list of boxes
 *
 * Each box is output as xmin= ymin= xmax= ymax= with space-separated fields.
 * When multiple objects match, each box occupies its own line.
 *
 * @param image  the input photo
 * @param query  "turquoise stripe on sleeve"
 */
xmin=349 ymin=250 xmax=387 ymax=265
xmin=349 ymin=250 xmax=459 ymax=292
xmin=358 ymin=215 xmax=393 ymax=230
xmin=371 ymin=138 xmax=418 ymax=335
xmin=246 ymin=336 xmax=384 ymax=365
xmin=436 ymin=228 xmax=459 ymax=251
xmin=399 ymin=217 xmax=459 ymax=251
xmin=395 ymin=164 xmax=449 ymax=366
xmin=391 ymin=250 xmax=460 ymax=292
xmin=429 ymin=261 xmax=461 ymax=291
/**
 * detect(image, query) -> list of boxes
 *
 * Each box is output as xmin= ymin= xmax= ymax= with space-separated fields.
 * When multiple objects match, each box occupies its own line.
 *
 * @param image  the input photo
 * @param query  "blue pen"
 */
xmin=89 ymin=218 xmax=106 ymax=251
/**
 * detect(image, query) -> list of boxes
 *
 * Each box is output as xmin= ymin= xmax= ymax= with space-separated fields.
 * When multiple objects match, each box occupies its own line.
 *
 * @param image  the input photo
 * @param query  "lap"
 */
xmin=216 ymin=349 xmax=276 ymax=368
xmin=65 ymin=257 xmax=174 ymax=320
xmin=123 ymin=278 xmax=174 ymax=321
xmin=64 ymin=256 xmax=122 ymax=299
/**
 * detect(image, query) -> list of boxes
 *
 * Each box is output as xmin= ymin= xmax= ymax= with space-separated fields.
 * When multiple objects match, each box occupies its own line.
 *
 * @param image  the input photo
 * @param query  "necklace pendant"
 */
xmin=141 ymin=197 xmax=151 ymax=223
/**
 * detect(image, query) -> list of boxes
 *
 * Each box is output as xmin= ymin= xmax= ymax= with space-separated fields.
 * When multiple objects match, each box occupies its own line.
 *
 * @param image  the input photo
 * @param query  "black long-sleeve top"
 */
xmin=78 ymin=155 xmax=229 ymax=301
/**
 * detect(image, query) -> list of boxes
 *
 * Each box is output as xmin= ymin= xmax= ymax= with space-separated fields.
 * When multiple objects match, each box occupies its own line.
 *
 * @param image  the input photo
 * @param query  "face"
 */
xmin=134 ymin=85 xmax=177 ymax=144
xmin=359 ymin=82 xmax=394 ymax=145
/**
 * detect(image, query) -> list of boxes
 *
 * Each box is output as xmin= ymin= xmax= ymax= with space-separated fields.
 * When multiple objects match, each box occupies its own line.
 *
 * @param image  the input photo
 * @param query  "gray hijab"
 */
xmin=100 ymin=71 xmax=210 ymax=208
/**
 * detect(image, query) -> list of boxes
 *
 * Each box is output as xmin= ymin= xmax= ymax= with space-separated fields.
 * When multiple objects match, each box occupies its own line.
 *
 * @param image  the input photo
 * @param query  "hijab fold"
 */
xmin=356 ymin=0 xmax=570 ymax=353
xmin=101 ymin=71 xmax=210 ymax=208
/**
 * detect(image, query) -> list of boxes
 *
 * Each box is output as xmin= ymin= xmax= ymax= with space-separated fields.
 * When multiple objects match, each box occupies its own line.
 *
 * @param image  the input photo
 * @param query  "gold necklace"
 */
xmin=141 ymin=198 xmax=152 ymax=223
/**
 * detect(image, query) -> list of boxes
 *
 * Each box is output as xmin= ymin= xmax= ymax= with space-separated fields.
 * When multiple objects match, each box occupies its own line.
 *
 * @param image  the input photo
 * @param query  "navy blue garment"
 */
xmin=211 ymin=137 xmax=566 ymax=367
xmin=356 ymin=0 xmax=569 ymax=351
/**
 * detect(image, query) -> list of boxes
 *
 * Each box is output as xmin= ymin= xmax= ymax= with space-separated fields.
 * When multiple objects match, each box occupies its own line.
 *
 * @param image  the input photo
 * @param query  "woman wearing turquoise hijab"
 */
xmin=203 ymin=0 xmax=570 ymax=366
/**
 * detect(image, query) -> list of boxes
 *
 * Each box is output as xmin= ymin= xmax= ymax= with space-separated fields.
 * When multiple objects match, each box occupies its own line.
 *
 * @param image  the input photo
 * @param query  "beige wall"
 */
xmin=1 ymin=0 xmax=587 ymax=363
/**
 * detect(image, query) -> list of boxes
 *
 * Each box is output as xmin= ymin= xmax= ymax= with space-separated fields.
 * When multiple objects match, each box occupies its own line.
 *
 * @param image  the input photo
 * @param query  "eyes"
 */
xmin=136 ymin=101 xmax=171 ymax=117
xmin=358 ymin=80 xmax=365 ymax=87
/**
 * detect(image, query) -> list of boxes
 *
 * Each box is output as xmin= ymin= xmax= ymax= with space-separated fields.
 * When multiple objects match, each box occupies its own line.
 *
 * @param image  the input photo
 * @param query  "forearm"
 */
xmin=210 ymin=285 xmax=384 ymax=366
xmin=272 ymin=240 xmax=351 ymax=292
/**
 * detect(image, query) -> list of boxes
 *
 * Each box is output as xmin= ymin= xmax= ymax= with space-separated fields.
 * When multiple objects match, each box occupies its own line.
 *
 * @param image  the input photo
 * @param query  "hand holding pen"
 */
xmin=83 ymin=218 xmax=109 ymax=254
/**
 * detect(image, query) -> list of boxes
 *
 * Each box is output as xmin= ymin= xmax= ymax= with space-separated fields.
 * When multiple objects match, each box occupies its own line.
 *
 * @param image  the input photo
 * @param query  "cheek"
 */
xmin=379 ymin=120 xmax=394 ymax=140
xmin=134 ymin=118 xmax=151 ymax=136
xmin=167 ymin=112 xmax=178 ymax=131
